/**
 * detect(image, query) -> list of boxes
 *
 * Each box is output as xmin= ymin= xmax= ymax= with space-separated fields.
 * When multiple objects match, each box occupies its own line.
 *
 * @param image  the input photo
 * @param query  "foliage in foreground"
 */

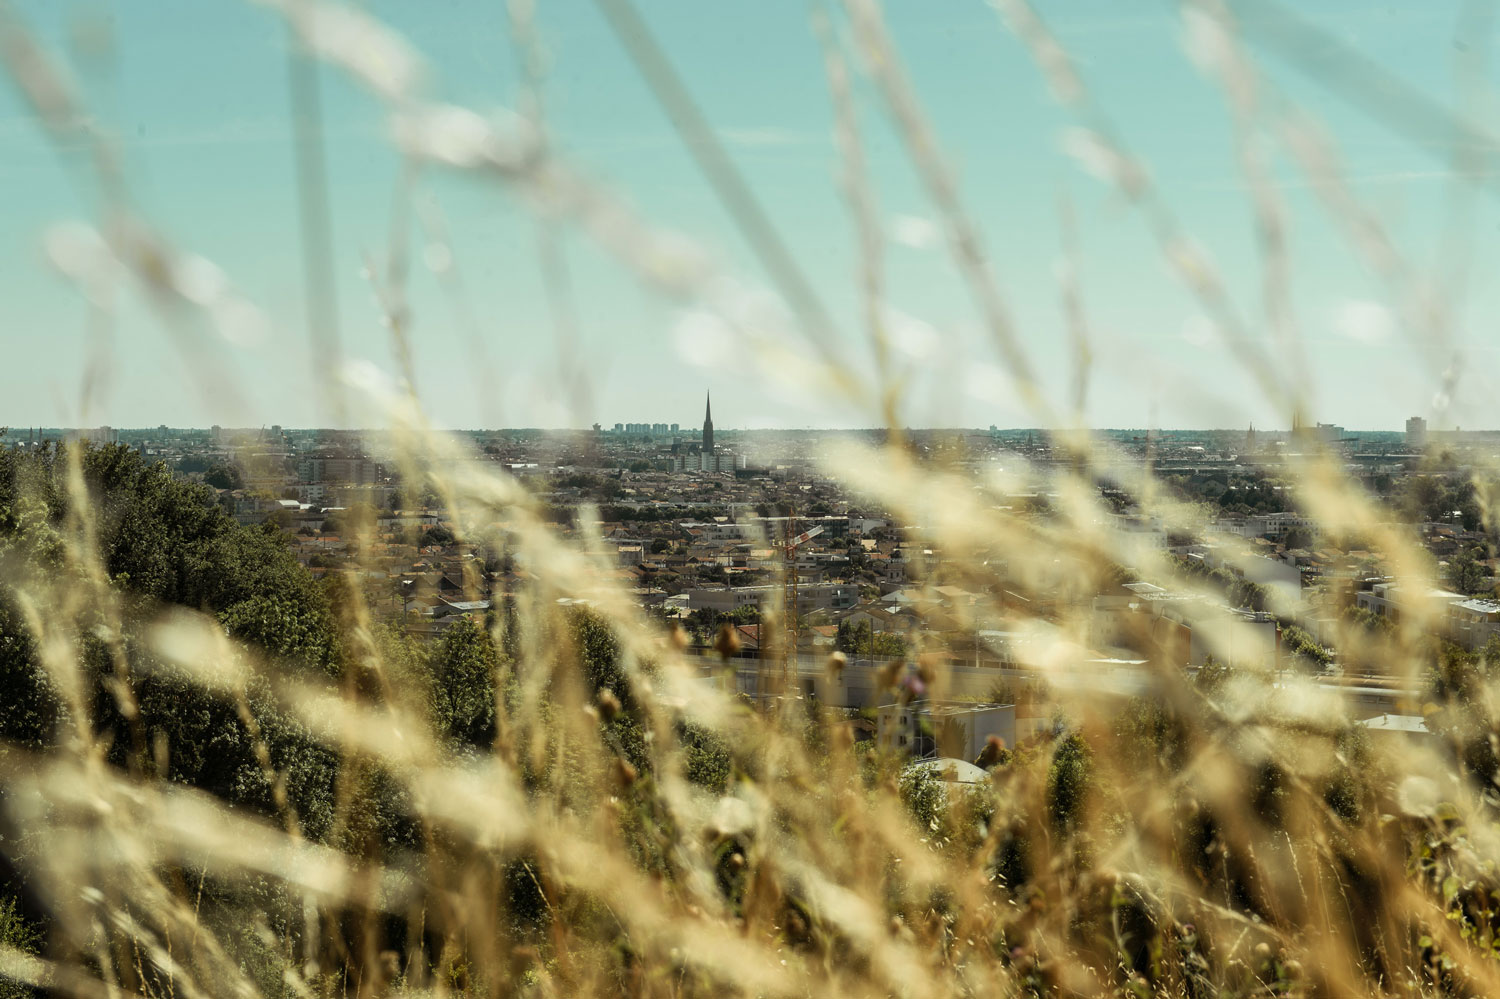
xmin=0 ymin=444 xmax=1497 ymax=998
xmin=3 ymin=0 xmax=1500 ymax=995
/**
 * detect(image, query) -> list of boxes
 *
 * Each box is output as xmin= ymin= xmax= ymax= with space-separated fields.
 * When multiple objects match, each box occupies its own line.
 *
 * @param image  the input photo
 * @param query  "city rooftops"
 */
xmin=1358 ymin=713 xmax=1430 ymax=735
xmin=904 ymin=758 xmax=990 ymax=785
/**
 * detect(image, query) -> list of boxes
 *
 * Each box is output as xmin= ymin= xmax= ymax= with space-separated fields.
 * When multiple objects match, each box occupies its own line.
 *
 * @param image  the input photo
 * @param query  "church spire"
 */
xmin=702 ymin=390 xmax=714 ymax=452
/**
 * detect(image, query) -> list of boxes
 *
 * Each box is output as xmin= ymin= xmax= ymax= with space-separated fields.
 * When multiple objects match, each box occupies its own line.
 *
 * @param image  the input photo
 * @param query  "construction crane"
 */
xmin=775 ymin=515 xmax=823 ymax=696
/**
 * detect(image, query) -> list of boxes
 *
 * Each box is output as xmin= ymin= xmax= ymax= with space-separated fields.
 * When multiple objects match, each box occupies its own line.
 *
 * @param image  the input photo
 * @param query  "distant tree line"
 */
xmin=1164 ymin=471 xmax=1290 ymax=516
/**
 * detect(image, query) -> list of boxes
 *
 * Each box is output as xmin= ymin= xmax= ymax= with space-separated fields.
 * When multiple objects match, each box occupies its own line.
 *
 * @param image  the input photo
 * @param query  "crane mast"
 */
xmin=776 ymin=510 xmax=823 ymax=697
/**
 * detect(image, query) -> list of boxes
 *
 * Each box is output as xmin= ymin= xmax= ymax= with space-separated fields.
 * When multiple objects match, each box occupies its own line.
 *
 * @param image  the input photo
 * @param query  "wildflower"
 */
xmin=714 ymin=623 xmax=741 ymax=659
xmin=597 ymin=688 xmax=621 ymax=721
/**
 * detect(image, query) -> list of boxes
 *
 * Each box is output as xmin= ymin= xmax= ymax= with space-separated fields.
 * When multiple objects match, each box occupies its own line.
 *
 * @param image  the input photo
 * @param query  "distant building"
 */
xmin=1449 ymin=598 xmax=1500 ymax=651
xmin=686 ymin=582 xmax=858 ymax=614
xmin=672 ymin=449 xmax=741 ymax=473
xmin=608 ymin=417 xmax=686 ymax=437
xmin=75 ymin=426 xmax=117 ymax=445
xmin=298 ymin=456 xmax=379 ymax=484
xmin=1237 ymin=554 xmax=1303 ymax=608
xmin=1355 ymin=582 xmax=1467 ymax=636
xmin=1406 ymin=416 xmax=1427 ymax=449
xmin=1211 ymin=511 xmax=1315 ymax=541
xmin=878 ymin=701 xmax=1016 ymax=760
xmin=702 ymin=391 xmax=714 ymax=452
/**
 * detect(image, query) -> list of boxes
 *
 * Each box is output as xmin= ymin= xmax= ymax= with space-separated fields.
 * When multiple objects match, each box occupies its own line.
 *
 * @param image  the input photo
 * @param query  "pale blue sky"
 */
xmin=3 ymin=1 xmax=1498 ymax=430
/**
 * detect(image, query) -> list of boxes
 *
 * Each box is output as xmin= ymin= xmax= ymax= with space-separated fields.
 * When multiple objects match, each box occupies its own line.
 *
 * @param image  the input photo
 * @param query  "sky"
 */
xmin=3 ymin=0 xmax=1500 ymax=431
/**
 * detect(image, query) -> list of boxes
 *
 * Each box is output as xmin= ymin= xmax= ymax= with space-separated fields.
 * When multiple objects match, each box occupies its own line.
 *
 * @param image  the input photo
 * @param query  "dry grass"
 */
xmin=3 ymin=1 xmax=1500 ymax=996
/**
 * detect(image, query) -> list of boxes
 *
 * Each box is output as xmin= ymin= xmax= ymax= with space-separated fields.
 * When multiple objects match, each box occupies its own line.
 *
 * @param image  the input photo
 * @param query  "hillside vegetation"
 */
xmin=4 ymin=2 xmax=1500 ymax=997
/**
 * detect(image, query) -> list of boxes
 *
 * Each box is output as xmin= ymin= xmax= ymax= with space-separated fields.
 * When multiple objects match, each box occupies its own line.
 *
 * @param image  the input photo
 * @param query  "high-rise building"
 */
xmin=1406 ymin=416 xmax=1427 ymax=449
xmin=1315 ymin=423 xmax=1344 ymax=443
xmin=702 ymin=391 xmax=714 ymax=451
xmin=78 ymin=426 xmax=117 ymax=445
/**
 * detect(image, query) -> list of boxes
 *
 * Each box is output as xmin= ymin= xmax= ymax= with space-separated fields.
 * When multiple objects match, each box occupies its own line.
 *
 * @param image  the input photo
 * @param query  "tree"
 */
xmin=570 ymin=608 xmax=649 ymax=772
xmin=203 ymin=463 xmax=243 ymax=491
xmin=1282 ymin=526 xmax=1314 ymax=550
xmin=0 ymin=892 xmax=41 ymax=999
xmin=424 ymin=523 xmax=458 ymax=547
xmin=0 ymin=443 xmax=343 ymax=839
xmin=1481 ymin=634 xmax=1500 ymax=675
xmin=836 ymin=619 xmax=906 ymax=659
xmin=836 ymin=620 xmax=872 ymax=656
xmin=679 ymin=721 xmax=731 ymax=793
xmin=1046 ymin=733 xmax=1092 ymax=833
xmin=1447 ymin=547 xmax=1491 ymax=597
xmin=219 ymin=590 xmax=337 ymax=669
xmin=1114 ymin=696 xmax=1187 ymax=775
xmin=1280 ymin=625 xmax=1332 ymax=671
xmin=1196 ymin=655 xmax=1233 ymax=696
xmin=431 ymin=618 xmax=501 ymax=748
xmin=899 ymin=765 xmax=949 ymax=838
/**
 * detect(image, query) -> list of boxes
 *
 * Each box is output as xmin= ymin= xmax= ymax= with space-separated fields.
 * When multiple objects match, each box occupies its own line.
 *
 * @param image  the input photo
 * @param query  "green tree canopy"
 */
xmin=203 ymin=463 xmax=243 ymax=491
xmin=0 ymin=443 xmax=343 ymax=838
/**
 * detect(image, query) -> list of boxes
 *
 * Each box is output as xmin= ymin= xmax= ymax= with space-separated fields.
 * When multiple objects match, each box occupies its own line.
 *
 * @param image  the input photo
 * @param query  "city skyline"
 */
xmin=0 ymin=419 xmax=1464 ymax=435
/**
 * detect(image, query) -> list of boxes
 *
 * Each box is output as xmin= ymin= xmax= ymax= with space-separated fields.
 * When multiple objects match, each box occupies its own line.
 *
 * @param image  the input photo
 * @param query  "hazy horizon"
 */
xmin=0 ymin=420 xmax=1441 ymax=435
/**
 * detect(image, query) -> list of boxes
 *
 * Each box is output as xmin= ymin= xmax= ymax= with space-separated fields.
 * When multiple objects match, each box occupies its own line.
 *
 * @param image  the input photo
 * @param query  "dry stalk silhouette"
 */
xmin=1 ymin=1 xmax=1498 ymax=997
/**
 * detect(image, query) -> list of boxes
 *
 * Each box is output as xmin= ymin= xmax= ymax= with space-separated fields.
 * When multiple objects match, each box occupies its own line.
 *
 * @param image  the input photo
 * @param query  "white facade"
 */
xmin=669 ymin=448 xmax=742 ymax=473
xmin=686 ymin=583 xmax=859 ymax=614
xmin=1355 ymin=583 xmax=1466 ymax=627
xmin=1189 ymin=611 xmax=1278 ymax=669
xmin=878 ymin=701 xmax=1016 ymax=760
xmin=1449 ymin=598 xmax=1500 ymax=650
xmin=1211 ymin=512 xmax=1315 ymax=540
